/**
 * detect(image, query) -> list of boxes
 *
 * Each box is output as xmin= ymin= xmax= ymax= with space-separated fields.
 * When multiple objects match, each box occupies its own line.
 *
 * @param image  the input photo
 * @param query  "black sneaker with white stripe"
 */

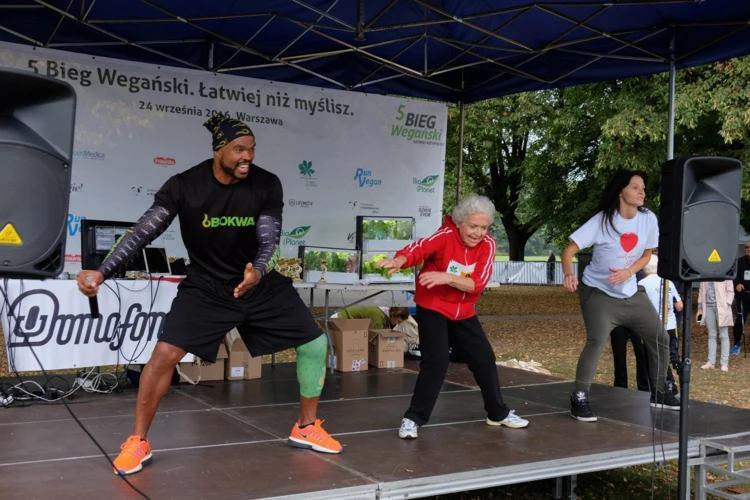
xmin=650 ymin=390 xmax=681 ymax=411
xmin=570 ymin=390 xmax=597 ymax=422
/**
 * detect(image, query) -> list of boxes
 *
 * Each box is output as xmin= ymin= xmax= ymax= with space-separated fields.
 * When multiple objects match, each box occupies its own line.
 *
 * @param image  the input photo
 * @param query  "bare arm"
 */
xmin=562 ymin=242 xmax=580 ymax=292
xmin=449 ymin=275 xmax=475 ymax=293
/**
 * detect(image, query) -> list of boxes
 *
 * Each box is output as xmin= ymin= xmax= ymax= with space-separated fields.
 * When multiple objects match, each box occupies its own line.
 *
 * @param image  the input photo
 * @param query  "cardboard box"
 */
xmin=368 ymin=329 xmax=406 ymax=369
xmin=178 ymin=343 xmax=228 ymax=383
xmin=325 ymin=318 xmax=370 ymax=372
xmin=224 ymin=328 xmax=262 ymax=380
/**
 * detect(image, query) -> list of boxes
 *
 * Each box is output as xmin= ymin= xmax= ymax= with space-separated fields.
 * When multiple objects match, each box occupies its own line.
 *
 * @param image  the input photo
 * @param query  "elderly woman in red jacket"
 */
xmin=377 ymin=195 xmax=529 ymax=439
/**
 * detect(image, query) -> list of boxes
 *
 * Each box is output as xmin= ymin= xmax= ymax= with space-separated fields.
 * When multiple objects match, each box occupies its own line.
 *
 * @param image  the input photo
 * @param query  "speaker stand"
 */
xmin=678 ymin=286 xmax=693 ymax=499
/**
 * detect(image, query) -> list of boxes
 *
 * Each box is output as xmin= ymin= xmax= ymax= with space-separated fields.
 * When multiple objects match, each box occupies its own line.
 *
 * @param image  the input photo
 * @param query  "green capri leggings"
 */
xmin=576 ymin=284 xmax=670 ymax=393
xmin=295 ymin=333 xmax=328 ymax=398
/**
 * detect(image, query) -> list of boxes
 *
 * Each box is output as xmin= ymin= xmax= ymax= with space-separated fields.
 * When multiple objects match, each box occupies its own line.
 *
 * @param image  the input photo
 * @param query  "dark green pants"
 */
xmin=576 ymin=284 xmax=670 ymax=393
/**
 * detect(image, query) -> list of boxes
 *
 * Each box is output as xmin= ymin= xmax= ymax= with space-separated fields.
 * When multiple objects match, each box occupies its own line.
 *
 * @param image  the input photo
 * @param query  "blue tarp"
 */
xmin=1 ymin=1 xmax=749 ymax=103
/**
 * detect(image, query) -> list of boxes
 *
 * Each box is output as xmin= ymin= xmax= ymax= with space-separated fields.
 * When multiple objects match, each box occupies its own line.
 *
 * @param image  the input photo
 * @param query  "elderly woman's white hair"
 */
xmin=452 ymin=195 xmax=496 ymax=225
xmin=643 ymin=254 xmax=658 ymax=274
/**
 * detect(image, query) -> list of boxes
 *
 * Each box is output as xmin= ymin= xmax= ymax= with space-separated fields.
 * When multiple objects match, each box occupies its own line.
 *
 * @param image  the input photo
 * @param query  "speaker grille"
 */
xmin=0 ymin=144 xmax=69 ymax=271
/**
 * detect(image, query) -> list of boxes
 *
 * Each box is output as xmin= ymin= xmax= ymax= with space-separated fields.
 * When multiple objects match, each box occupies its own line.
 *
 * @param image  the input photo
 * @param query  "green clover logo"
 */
xmin=449 ymin=265 xmax=458 ymax=273
xmin=298 ymin=160 xmax=315 ymax=177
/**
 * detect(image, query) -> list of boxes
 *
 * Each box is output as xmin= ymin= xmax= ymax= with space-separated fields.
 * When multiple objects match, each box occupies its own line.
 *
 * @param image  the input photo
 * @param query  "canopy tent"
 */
xmin=0 ymin=1 xmax=749 ymax=104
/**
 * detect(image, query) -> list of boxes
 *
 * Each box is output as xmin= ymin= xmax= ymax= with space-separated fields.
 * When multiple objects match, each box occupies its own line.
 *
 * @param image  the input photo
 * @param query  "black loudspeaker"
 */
xmin=0 ymin=68 xmax=76 ymax=279
xmin=658 ymin=156 xmax=743 ymax=282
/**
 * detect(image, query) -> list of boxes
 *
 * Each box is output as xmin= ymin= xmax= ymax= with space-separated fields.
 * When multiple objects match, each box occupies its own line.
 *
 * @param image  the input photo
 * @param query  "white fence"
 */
xmin=490 ymin=262 xmax=576 ymax=286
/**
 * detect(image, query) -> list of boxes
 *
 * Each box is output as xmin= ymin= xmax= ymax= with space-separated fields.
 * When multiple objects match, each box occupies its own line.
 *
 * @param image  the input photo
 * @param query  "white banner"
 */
xmin=0 ymin=41 xmax=448 ymax=272
xmin=0 ymin=279 xmax=192 ymax=372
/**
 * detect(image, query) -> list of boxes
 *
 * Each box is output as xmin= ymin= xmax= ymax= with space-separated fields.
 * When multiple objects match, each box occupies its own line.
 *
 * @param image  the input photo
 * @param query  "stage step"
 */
xmin=696 ymin=432 xmax=750 ymax=500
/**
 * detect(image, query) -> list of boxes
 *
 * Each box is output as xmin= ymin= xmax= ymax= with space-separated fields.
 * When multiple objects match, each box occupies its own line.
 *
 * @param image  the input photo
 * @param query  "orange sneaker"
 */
xmin=288 ymin=419 xmax=343 ymax=454
xmin=113 ymin=435 xmax=152 ymax=475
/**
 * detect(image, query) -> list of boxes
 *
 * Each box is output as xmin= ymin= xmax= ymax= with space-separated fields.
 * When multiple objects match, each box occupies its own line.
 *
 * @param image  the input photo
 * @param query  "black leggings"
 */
xmin=405 ymin=306 xmax=510 ymax=426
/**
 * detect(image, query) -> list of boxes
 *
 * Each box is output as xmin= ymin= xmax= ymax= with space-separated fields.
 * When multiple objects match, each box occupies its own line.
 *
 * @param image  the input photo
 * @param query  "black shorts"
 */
xmin=159 ymin=270 xmax=322 ymax=361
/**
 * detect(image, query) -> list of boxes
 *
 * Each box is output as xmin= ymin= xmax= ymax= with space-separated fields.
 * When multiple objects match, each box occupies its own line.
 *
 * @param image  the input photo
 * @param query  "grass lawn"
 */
xmin=494 ymin=255 xmax=550 ymax=261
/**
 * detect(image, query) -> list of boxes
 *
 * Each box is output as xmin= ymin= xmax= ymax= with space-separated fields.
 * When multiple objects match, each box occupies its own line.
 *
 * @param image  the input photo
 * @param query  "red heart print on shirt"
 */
xmin=620 ymin=233 xmax=638 ymax=253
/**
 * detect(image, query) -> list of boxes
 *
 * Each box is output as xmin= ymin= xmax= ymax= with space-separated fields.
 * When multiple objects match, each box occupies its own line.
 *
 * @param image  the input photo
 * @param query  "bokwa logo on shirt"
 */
xmin=201 ymin=214 xmax=255 ymax=228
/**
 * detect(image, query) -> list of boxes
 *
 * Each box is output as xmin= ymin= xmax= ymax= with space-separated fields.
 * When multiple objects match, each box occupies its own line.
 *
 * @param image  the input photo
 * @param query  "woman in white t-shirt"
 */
xmin=561 ymin=170 xmax=676 ymax=422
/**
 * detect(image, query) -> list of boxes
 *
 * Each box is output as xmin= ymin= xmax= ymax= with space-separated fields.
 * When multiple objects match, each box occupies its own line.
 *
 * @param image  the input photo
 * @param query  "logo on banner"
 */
xmin=74 ymin=150 xmax=105 ymax=160
xmin=298 ymin=160 xmax=317 ymax=189
xmin=419 ymin=206 xmax=432 ymax=217
xmin=154 ymin=157 xmax=176 ymax=166
xmin=347 ymin=232 xmax=356 ymax=244
xmin=70 ymin=183 xmax=83 ymax=193
xmin=413 ymin=175 xmax=440 ymax=193
xmin=283 ymin=225 xmax=311 ymax=246
xmin=5 ymin=289 xmax=166 ymax=351
xmin=360 ymin=203 xmax=380 ymax=214
xmin=201 ymin=214 xmax=255 ymax=228
xmin=289 ymin=199 xmax=313 ymax=209
xmin=65 ymin=254 xmax=82 ymax=263
xmin=131 ymin=186 xmax=158 ymax=196
xmin=353 ymin=168 xmax=382 ymax=188
xmin=392 ymin=105 xmax=444 ymax=146
xmin=67 ymin=214 xmax=86 ymax=236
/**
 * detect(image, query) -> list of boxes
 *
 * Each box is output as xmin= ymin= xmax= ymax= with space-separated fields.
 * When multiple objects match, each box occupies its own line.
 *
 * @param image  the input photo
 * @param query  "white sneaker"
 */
xmin=398 ymin=418 xmax=418 ymax=439
xmin=487 ymin=410 xmax=529 ymax=429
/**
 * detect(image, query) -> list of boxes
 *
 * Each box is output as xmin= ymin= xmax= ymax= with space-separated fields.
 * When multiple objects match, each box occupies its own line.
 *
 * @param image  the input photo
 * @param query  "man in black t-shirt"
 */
xmin=77 ymin=114 xmax=341 ymax=476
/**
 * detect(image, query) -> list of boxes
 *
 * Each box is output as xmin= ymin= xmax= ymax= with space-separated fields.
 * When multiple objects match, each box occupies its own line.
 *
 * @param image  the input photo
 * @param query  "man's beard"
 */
xmin=221 ymin=159 xmax=251 ymax=179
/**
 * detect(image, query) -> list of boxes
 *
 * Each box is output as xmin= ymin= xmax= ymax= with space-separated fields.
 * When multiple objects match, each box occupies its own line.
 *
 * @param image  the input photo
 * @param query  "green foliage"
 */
xmin=303 ymin=250 xmax=358 ymax=273
xmin=361 ymin=219 xmax=414 ymax=240
xmin=361 ymin=254 xmax=412 ymax=279
xmin=445 ymin=56 xmax=750 ymax=254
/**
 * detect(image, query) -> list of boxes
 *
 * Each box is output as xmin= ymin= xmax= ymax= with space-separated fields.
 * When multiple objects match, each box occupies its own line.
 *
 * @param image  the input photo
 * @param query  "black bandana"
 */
xmin=203 ymin=113 xmax=254 ymax=151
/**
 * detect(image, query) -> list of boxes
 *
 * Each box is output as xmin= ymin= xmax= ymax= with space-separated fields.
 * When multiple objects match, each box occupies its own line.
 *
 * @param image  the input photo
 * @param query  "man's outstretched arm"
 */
xmin=98 ymin=204 xmax=177 ymax=279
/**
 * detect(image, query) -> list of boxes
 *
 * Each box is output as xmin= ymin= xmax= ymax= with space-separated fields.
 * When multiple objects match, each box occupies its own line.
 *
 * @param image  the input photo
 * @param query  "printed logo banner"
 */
xmin=0 ymin=280 xmax=192 ymax=372
xmin=0 ymin=41 xmax=448 ymax=271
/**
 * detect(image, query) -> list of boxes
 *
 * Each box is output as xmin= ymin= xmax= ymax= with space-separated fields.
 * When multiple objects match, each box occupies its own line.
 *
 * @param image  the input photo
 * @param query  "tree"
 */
xmin=445 ymin=92 xmax=553 ymax=260
xmin=444 ymin=56 xmax=750 ymax=255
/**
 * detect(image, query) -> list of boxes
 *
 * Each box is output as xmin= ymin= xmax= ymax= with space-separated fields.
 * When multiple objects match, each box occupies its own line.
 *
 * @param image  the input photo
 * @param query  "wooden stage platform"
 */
xmin=2 ymin=361 xmax=749 ymax=499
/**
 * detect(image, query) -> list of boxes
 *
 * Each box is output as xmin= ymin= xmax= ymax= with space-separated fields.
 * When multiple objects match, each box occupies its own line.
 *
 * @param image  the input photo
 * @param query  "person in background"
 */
xmin=638 ymin=254 xmax=682 ymax=396
xmin=377 ymin=195 xmax=529 ymax=439
xmin=561 ymin=170 xmax=677 ymax=422
xmin=732 ymin=242 xmax=750 ymax=355
xmin=331 ymin=305 xmax=410 ymax=330
xmin=610 ymin=326 xmax=651 ymax=392
xmin=547 ymin=250 xmax=556 ymax=284
xmin=698 ymin=279 xmax=735 ymax=372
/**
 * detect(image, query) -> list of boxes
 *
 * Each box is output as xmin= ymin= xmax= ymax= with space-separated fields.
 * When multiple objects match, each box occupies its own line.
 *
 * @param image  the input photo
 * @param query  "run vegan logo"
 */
xmin=413 ymin=174 xmax=440 ymax=193
xmin=201 ymin=214 xmax=255 ymax=228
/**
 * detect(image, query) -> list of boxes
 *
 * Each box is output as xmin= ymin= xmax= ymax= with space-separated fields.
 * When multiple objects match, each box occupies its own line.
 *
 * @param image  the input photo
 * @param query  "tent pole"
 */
xmin=668 ymin=27 xmax=692 ymax=500
xmin=456 ymin=69 xmax=465 ymax=205
xmin=208 ymin=41 xmax=214 ymax=70
xmin=667 ymin=31 xmax=676 ymax=160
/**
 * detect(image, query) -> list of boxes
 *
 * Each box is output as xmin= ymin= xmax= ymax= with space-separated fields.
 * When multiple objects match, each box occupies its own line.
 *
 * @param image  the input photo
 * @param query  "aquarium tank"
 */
xmin=297 ymin=246 xmax=360 ymax=284
xmin=355 ymin=216 xmax=416 ymax=282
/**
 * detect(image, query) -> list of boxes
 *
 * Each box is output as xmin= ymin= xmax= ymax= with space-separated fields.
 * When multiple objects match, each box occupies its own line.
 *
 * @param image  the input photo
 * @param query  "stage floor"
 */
xmin=2 ymin=362 xmax=748 ymax=499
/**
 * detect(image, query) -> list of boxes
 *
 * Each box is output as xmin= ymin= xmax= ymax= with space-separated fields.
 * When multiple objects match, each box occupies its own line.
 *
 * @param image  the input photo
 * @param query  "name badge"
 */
xmin=745 ymin=270 xmax=750 ymax=281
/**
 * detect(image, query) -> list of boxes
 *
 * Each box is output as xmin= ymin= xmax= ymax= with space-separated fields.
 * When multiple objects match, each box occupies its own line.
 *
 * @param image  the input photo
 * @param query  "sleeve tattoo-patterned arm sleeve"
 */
xmin=253 ymin=215 xmax=281 ymax=278
xmin=97 ymin=204 xmax=177 ymax=279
